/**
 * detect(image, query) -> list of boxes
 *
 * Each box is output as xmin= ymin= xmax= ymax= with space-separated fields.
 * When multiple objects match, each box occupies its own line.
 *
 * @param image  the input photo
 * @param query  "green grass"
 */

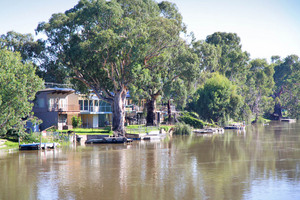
xmin=0 ymin=140 xmax=19 ymax=150
xmin=125 ymin=125 xmax=174 ymax=134
xmin=58 ymin=128 xmax=112 ymax=135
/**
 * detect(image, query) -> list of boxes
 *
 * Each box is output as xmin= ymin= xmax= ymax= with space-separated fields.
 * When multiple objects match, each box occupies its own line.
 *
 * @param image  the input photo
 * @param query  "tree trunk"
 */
xmin=112 ymin=89 xmax=127 ymax=136
xmin=272 ymin=87 xmax=284 ymax=120
xmin=167 ymin=99 xmax=172 ymax=125
xmin=146 ymin=97 xmax=157 ymax=126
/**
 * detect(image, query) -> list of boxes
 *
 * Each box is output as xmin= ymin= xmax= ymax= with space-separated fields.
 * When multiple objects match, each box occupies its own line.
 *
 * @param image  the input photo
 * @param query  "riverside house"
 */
xmin=32 ymin=87 xmax=80 ymax=130
xmin=31 ymin=84 xmax=176 ymax=131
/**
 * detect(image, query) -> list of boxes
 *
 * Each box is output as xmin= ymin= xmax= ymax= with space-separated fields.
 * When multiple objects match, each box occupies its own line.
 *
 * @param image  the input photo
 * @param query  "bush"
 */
xmin=23 ymin=133 xmax=39 ymax=143
xmin=179 ymin=112 xmax=205 ymax=129
xmin=71 ymin=116 xmax=82 ymax=128
xmin=173 ymin=123 xmax=192 ymax=135
xmin=160 ymin=125 xmax=171 ymax=132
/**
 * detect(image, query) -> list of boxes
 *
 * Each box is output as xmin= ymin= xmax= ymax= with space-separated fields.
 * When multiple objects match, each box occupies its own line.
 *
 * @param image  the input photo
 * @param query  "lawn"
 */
xmin=0 ymin=140 xmax=19 ymax=150
xmin=58 ymin=128 xmax=113 ymax=135
xmin=125 ymin=125 xmax=173 ymax=134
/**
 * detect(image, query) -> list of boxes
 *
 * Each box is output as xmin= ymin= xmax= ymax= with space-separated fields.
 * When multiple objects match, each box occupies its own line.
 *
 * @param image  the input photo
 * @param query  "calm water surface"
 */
xmin=1 ymin=122 xmax=300 ymax=200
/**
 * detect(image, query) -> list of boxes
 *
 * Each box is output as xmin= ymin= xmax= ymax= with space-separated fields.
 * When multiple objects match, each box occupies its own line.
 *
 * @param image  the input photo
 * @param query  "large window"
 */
xmin=89 ymin=100 xmax=93 ymax=112
xmin=79 ymin=100 xmax=83 ymax=110
xmin=99 ymin=100 xmax=112 ymax=112
xmin=84 ymin=100 xmax=88 ymax=111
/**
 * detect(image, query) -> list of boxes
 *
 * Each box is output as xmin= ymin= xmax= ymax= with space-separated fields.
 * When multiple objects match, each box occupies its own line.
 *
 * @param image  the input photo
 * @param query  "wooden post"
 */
xmin=40 ymin=132 xmax=42 ymax=150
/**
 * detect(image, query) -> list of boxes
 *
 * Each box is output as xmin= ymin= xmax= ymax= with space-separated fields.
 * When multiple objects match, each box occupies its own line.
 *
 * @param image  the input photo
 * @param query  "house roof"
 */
xmin=38 ymin=87 xmax=75 ymax=94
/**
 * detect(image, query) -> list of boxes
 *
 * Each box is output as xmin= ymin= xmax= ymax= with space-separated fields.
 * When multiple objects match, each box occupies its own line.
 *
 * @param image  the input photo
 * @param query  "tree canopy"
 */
xmin=37 ymin=0 xmax=185 ymax=133
xmin=189 ymin=73 xmax=243 ymax=123
xmin=0 ymin=49 xmax=44 ymax=136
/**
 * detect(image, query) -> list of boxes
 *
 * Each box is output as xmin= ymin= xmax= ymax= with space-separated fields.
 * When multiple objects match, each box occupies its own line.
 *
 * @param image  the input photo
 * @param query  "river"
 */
xmin=1 ymin=121 xmax=300 ymax=200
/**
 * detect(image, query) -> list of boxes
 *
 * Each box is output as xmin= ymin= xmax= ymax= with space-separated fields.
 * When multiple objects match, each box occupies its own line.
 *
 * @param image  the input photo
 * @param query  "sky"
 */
xmin=0 ymin=0 xmax=299 ymax=61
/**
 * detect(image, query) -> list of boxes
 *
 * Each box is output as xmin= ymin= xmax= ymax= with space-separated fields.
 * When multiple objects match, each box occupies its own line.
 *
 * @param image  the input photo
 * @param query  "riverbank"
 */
xmin=0 ymin=139 xmax=19 ymax=150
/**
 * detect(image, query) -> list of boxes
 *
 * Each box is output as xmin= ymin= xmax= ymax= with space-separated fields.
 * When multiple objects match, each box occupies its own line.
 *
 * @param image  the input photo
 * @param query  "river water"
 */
xmin=1 ymin=122 xmax=300 ymax=200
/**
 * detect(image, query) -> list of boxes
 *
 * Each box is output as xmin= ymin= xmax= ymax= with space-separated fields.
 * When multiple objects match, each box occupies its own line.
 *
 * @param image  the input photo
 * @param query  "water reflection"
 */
xmin=1 ymin=122 xmax=300 ymax=200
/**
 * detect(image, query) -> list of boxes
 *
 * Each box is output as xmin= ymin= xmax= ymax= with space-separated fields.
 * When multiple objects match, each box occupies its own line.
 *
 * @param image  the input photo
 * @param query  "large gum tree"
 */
xmin=37 ymin=0 xmax=182 ymax=135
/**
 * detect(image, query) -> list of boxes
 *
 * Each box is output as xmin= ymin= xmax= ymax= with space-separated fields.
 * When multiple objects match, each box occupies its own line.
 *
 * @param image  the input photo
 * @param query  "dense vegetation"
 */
xmin=0 ymin=0 xmax=299 ymax=137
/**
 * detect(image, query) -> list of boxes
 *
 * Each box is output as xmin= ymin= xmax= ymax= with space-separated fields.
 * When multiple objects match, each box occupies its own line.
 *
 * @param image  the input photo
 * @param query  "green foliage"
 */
xmin=22 ymin=133 xmax=39 ymax=143
xmin=173 ymin=122 xmax=192 ymax=135
xmin=273 ymin=55 xmax=300 ymax=119
xmin=160 ymin=125 xmax=172 ymax=132
xmin=71 ymin=116 xmax=82 ymax=129
xmin=204 ymin=32 xmax=250 ymax=82
xmin=179 ymin=112 xmax=205 ymax=129
xmin=0 ymin=31 xmax=44 ymax=63
xmin=244 ymin=59 xmax=275 ymax=120
xmin=37 ymin=0 xmax=186 ymax=133
xmin=189 ymin=73 xmax=243 ymax=123
xmin=0 ymin=49 xmax=44 ymax=136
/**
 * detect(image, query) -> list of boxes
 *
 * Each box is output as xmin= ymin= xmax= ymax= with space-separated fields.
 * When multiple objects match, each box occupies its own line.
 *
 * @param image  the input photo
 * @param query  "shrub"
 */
xmin=160 ymin=125 xmax=171 ymax=132
xmin=179 ymin=112 xmax=205 ymax=129
xmin=23 ymin=133 xmax=39 ymax=143
xmin=71 ymin=116 xmax=82 ymax=128
xmin=173 ymin=123 xmax=192 ymax=135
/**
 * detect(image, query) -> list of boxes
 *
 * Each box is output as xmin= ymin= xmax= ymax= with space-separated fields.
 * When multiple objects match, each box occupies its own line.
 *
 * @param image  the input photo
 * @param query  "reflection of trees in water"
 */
xmin=180 ymin=123 xmax=300 ymax=200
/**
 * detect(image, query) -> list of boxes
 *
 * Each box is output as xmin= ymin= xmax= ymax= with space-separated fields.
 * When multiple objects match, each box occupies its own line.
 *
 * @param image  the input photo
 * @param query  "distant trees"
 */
xmin=272 ymin=55 xmax=300 ymax=119
xmin=0 ymin=49 xmax=44 ymax=136
xmin=244 ymin=59 xmax=275 ymax=121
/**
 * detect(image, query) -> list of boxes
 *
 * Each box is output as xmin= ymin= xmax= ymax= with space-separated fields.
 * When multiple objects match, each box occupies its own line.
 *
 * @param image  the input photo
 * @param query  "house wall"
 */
xmin=35 ymin=111 xmax=58 ymax=131
xmin=32 ymin=90 xmax=80 ymax=131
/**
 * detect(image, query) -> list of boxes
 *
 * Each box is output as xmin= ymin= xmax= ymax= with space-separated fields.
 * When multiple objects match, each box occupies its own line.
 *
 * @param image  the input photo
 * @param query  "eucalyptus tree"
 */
xmin=191 ymin=40 xmax=221 ymax=85
xmin=0 ymin=49 xmax=44 ymax=136
xmin=131 ymin=42 xmax=199 ymax=125
xmin=37 ymin=0 xmax=183 ymax=134
xmin=0 ymin=31 xmax=44 ymax=63
xmin=273 ymin=55 xmax=300 ymax=119
xmin=245 ymin=59 xmax=275 ymax=121
xmin=205 ymin=32 xmax=250 ymax=83
xmin=128 ymin=1 xmax=199 ymax=126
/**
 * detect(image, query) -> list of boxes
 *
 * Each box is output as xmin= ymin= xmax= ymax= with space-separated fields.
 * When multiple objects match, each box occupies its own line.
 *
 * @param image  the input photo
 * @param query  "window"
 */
xmin=79 ymin=100 xmax=83 ymax=110
xmin=84 ymin=100 xmax=88 ymax=111
xmin=89 ymin=100 xmax=93 ymax=112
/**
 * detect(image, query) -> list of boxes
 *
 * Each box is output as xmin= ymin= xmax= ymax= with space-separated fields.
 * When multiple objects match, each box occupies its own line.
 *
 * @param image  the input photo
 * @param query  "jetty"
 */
xmin=224 ymin=123 xmax=245 ymax=130
xmin=193 ymin=128 xmax=224 ymax=135
xmin=125 ymin=130 xmax=166 ymax=141
xmin=19 ymin=143 xmax=58 ymax=150
xmin=85 ymin=136 xmax=132 ymax=144
xmin=281 ymin=119 xmax=296 ymax=123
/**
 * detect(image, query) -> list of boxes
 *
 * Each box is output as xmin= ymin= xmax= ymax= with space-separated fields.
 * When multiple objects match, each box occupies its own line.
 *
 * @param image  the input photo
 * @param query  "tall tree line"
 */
xmin=1 ymin=0 xmax=299 ymax=134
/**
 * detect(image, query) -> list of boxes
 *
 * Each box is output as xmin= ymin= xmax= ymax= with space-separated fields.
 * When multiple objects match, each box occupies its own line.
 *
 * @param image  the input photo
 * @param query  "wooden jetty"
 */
xmin=193 ymin=128 xmax=224 ymax=135
xmin=281 ymin=118 xmax=296 ymax=123
xmin=126 ymin=130 xmax=166 ymax=141
xmin=85 ymin=136 xmax=132 ymax=144
xmin=224 ymin=123 xmax=245 ymax=130
xmin=19 ymin=143 xmax=58 ymax=150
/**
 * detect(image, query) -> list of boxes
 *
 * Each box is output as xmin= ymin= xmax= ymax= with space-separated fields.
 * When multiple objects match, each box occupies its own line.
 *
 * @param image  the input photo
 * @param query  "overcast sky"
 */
xmin=1 ymin=0 xmax=299 ymax=61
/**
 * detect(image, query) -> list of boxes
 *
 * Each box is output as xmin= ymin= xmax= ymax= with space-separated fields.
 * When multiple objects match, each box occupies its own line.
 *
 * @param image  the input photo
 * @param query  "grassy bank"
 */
xmin=0 ymin=139 xmax=19 ymax=150
xmin=125 ymin=125 xmax=173 ymax=134
xmin=58 ymin=128 xmax=113 ymax=135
